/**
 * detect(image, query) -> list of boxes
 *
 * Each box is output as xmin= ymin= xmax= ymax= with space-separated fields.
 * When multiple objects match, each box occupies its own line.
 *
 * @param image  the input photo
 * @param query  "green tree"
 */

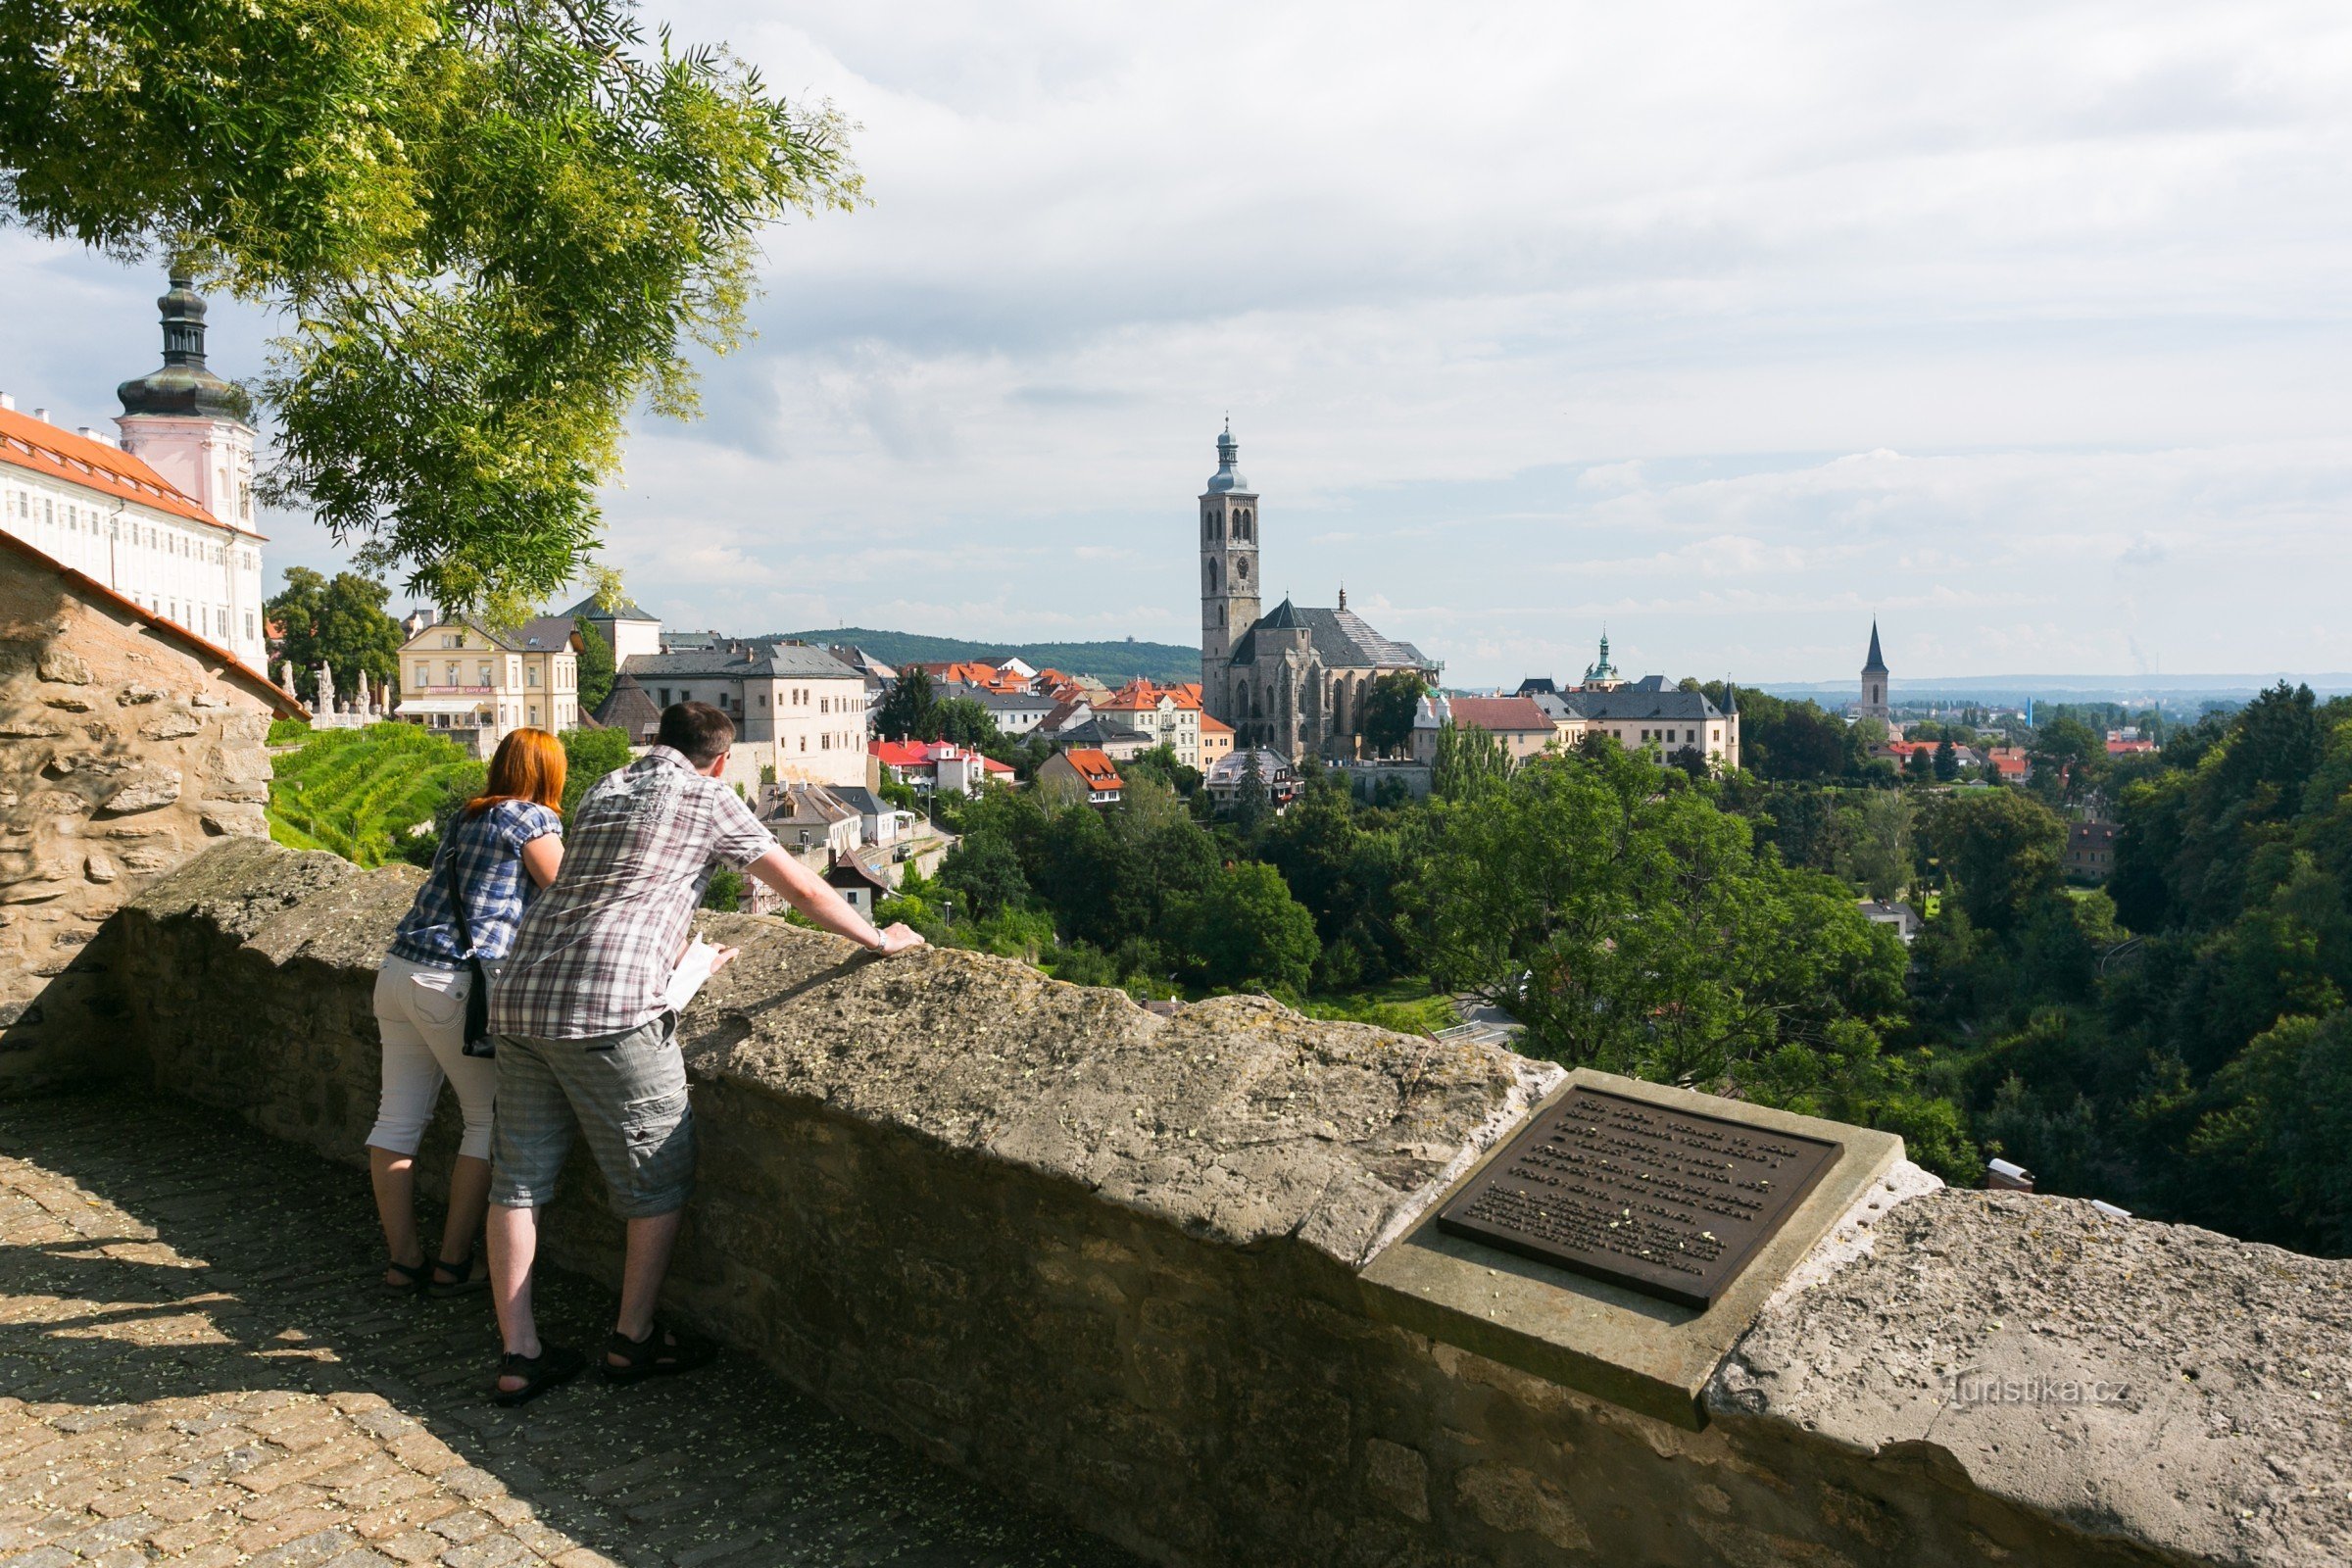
xmin=2187 ymin=1011 xmax=2352 ymax=1254
xmin=1359 ymin=671 xmax=1429 ymax=758
xmin=1934 ymin=737 xmax=1960 ymax=782
xmin=267 ymin=567 xmax=403 ymax=705
xmin=1924 ymin=790 xmax=2066 ymax=934
xmin=1167 ymin=861 xmax=1320 ymax=996
xmin=0 ymin=0 xmax=859 ymax=612
xmin=934 ymin=697 xmax=1002 ymax=749
xmin=1844 ymin=790 xmax=1914 ymax=903
xmin=1432 ymin=720 xmax=1511 ymax=803
xmin=573 ymin=617 xmax=616 ymax=712
xmin=1231 ymin=750 xmax=1273 ymax=834
xmin=873 ymin=668 xmax=939 ymax=741
xmin=560 ymin=725 xmax=635 ymax=813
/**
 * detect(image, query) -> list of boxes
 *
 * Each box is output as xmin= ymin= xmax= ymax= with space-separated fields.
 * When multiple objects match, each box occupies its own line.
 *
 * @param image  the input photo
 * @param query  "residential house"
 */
xmin=759 ymin=782 xmax=862 ymax=862
xmin=936 ymin=683 xmax=1054 ymax=735
xmin=1200 ymin=712 xmax=1235 ymax=770
xmin=871 ymin=739 xmax=1014 ymax=797
xmin=2067 ymin=820 xmax=2119 ymax=882
xmin=1094 ymin=680 xmax=1203 ymax=767
xmin=1050 ymin=715 xmax=1155 ymax=762
xmin=620 ymin=641 xmax=869 ymax=787
xmin=1410 ymin=695 xmax=1557 ymax=764
xmin=2105 ymin=728 xmax=2158 ymax=757
xmin=1984 ymin=746 xmax=2032 ymax=782
xmin=1204 ymin=748 xmax=1302 ymax=809
xmin=1038 ymin=748 xmax=1124 ymax=806
xmin=1859 ymin=900 xmax=1923 ymax=944
xmin=823 ymin=855 xmax=894 ymax=919
xmin=394 ymin=612 xmax=581 ymax=747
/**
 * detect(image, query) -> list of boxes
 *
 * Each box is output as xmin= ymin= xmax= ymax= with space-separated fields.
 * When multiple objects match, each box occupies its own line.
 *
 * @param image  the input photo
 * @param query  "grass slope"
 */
xmin=778 ymin=626 xmax=1200 ymax=685
xmin=268 ymin=723 xmax=482 ymax=867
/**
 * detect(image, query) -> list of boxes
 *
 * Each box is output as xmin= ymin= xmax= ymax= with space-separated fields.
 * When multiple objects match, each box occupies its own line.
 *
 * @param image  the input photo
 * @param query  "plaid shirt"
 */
xmin=489 ymin=748 xmax=777 ymax=1040
xmin=388 ymin=800 xmax=562 ymax=967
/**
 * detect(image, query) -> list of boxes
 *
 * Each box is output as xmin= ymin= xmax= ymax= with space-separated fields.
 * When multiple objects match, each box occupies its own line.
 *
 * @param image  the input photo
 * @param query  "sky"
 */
xmin=5 ymin=0 xmax=2352 ymax=687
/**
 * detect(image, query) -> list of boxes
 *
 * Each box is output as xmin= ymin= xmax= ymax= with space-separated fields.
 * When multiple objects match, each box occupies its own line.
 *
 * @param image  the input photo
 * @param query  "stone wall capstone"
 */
xmin=0 ymin=541 xmax=285 ymax=1086
xmin=57 ymin=839 xmax=2352 ymax=1568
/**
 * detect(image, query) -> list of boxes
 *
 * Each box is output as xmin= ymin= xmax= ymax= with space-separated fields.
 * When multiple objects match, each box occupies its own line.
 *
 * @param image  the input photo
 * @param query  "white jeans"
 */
xmin=368 ymin=955 xmax=499 ymax=1161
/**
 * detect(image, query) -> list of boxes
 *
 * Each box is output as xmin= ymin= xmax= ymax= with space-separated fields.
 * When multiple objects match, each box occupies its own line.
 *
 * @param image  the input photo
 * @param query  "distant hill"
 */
xmin=778 ymin=627 xmax=1200 ymax=685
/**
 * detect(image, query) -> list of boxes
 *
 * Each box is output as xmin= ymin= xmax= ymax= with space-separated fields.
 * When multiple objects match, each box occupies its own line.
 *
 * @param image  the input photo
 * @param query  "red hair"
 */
xmin=466 ymin=728 xmax=566 ymax=816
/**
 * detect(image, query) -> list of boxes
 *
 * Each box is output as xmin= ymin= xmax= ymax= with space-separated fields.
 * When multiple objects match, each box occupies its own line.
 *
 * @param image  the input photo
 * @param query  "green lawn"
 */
xmin=267 ymin=723 xmax=482 ymax=867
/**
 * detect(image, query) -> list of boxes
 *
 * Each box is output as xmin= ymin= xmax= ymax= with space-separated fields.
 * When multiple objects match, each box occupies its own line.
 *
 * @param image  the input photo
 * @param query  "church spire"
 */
xmin=1863 ymin=619 xmax=1887 ymax=675
xmin=117 ymin=270 xmax=247 ymax=421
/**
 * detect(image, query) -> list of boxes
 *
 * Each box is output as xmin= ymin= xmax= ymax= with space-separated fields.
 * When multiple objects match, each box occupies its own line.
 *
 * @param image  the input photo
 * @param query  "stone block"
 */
xmin=101 ymin=768 xmax=183 ymax=814
xmin=139 ymin=711 xmax=203 ymax=741
xmin=38 ymin=649 xmax=93 ymax=685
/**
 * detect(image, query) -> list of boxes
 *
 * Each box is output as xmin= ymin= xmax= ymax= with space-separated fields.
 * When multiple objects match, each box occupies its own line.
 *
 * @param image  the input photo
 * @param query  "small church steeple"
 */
xmin=1858 ymin=620 xmax=1890 ymax=718
xmin=117 ymin=270 xmax=247 ymax=420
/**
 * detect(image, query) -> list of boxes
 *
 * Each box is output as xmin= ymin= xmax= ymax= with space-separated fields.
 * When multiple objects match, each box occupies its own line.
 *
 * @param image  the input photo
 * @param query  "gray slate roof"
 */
xmin=560 ymin=594 xmax=659 ymax=623
xmin=1564 ymin=688 xmax=1725 ymax=722
xmin=1228 ymin=599 xmax=1436 ymax=671
xmin=475 ymin=616 xmax=576 ymax=654
xmin=830 ymin=785 xmax=891 ymax=819
xmin=592 ymin=672 xmax=662 ymax=737
xmin=621 ymin=643 xmax=861 ymax=681
xmin=937 ymin=684 xmax=1054 ymax=712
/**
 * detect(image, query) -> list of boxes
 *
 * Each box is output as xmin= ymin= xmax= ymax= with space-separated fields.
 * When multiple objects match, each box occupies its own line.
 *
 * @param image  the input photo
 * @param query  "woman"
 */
xmin=368 ymin=728 xmax=566 ymax=1296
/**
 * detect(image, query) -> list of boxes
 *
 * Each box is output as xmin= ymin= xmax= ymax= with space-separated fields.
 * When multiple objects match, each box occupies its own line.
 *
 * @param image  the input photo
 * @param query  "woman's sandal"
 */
xmin=601 ymin=1319 xmax=717 ymax=1385
xmin=490 ymin=1346 xmax=585 ymax=1407
xmin=426 ymin=1253 xmax=487 ymax=1298
xmin=381 ymin=1258 xmax=429 ymax=1295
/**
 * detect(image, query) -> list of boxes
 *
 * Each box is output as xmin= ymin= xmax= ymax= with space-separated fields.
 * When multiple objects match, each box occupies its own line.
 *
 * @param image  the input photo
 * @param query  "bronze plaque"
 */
xmin=1436 ymin=1086 xmax=1841 ymax=1309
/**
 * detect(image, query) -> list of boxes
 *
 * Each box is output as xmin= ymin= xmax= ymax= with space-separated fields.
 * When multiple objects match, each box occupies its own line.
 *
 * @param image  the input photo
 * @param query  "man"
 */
xmin=483 ymin=701 xmax=922 ymax=1405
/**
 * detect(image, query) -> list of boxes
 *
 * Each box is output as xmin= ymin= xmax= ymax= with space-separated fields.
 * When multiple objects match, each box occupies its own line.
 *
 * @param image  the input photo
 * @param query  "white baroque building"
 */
xmin=0 ymin=273 xmax=266 ymax=669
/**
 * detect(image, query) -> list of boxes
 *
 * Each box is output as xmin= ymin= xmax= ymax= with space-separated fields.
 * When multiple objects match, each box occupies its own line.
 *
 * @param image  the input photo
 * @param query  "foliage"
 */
xmin=871 ymin=667 xmax=937 ymax=741
xmin=1845 ymin=790 xmax=1914 ymax=903
xmin=1410 ymin=743 xmax=1908 ymax=1085
xmin=268 ymin=717 xmax=314 ymax=747
xmin=560 ymin=726 xmax=635 ymax=813
xmin=0 ymin=0 xmax=860 ymax=612
xmin=266 ymin=568 xmax=403 ymax=704
xmin=1359 ymin=671 xmax=1429 ymax=759
xmin=267 ymin=722 xmax=480 ymax=866
xmin=573 ymin=617 xmax=615 ymax=711
xmin=702 ymin=866 xmax=744 ymax=912
xmin=1164 ymin=861 xmax=1320 ymax=996
xmin=1431 ymin=720 xmax=1511 ymax=803
xmin=1918 ymin=789 xmax=2065 ymax=934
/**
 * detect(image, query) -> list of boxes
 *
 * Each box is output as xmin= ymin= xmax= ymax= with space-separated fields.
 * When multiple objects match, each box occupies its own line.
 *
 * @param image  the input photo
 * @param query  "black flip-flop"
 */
xmin=491 ymin=1345 xmax=585 ymax=1407
xmin=602 ymin=1319 xmax=717 ymax=1385
xmin=427 ymin=1253 xmax=487 ymax=1298
xmin=381 ymin=1258 xmax=429 ymax=1295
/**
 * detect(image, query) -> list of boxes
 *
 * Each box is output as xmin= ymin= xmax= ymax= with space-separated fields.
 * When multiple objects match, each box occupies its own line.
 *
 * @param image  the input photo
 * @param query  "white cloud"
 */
xmin=4 ymin=1 xmax=2351 ymax=681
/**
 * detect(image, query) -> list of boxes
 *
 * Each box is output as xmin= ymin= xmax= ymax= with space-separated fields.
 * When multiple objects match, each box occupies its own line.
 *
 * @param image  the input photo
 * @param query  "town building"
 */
xmin=935 ymin=684 xmax=1054 ymax=735
xmin=1984 ymin=745 xmax=2032 ymax=782
xmin=1408 ymin=695 xmax=1557 ymax=764
xmin=1048 ymin=716 xmax=1154 ymax=761
xmin=1204 ymin=748 xmax=1302 ymax=810
xmin=1199 ymin=712 xmax=1235 ymax=770
xmin=1439 ymin=641 xmax=1743 ymax=771
xmin=758 ymin=782 xmax=862 ymax=862
xmin=1195 ymin=424 xmax=1439 ymax=761
xmin=562 ymin=594 xmax=662 ymax=664
xmin=393 ymin=612 xmax=581 ymax=745
xmin=619 ymin=641 xmax=869 ymax=787
xmin=1858 ymin=900 xmax=1923 ymax=944
xmin=2067 ymin=819 xmax=2118 ymax=882
xmin=2106 ymin=728 xmax=2158 ymax=757
xmin=1094 ymin=680 xmax=1203 ymax=767
xmin=1038 ymin=748 xmax=1124 ymax=806
xmin=0 ymin=273 xmax=269 ymax=671
xmin=871 ymin=739 xmax=1013 ymax=797
xmin=1857 ymin=622 xmax=1890 ymax=719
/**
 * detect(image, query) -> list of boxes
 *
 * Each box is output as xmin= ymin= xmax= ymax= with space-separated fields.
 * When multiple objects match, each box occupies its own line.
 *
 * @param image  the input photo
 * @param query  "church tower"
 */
xmin=1859 ymin=620 xmax=1890 ymax=718
xmin=1199 ymin=420 xmax=1260 ymax=723
xmin=116 ymin=271 xmax=256 ymax=532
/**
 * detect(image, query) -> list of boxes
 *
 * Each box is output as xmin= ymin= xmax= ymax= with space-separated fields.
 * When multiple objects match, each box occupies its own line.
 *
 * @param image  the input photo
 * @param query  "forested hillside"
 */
xmin=779 ymin=627 xmax=1199 ymax=684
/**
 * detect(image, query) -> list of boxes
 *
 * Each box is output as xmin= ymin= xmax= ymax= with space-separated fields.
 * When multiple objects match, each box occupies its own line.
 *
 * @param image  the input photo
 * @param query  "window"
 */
xmin=446 ymin=662 xmax=461 ymax=685
xmin=479 ymin=662 xmax=494 ymax=686
xmin=819 ymin=698 xmax=829 ymax=714
xmin=760 ymin=693 xmax=768 ymax=708
xmin=416 ymin=664 xmax=429 ymax=687
xmin=821 ymin=734 xmax=831 ymax=750
xmin=526 ymin=666 xmax=540 ymax=688
xmin=659 ymin=688 xmax=670 ymax=707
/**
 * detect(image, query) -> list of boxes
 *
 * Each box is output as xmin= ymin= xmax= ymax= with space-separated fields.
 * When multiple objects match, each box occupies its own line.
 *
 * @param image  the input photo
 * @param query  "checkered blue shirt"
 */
xmin=389 ymin=800 xmax=564 ymax=967
xmin=488 ymin=748 xmax=778 ymax=1040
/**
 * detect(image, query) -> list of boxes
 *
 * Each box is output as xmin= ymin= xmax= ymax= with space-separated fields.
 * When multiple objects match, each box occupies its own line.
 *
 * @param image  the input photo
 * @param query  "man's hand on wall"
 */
xmin=873 ymin=924 xmax=925 ymax=957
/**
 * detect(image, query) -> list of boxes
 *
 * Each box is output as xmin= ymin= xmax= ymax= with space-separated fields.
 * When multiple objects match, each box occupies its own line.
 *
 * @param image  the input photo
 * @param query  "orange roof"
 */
xmin=0 ymin=529 xmax=300 ymax=716
xmin=1064 ymin=748 xmax=1123 ymax=790
xmin=0 ymin=405 xmax=260 ymax=538
xmin=1200 ymin=713 xmax=1234 ymax=735
xmin=1098 ymin=678 xmax=1201 ymax=712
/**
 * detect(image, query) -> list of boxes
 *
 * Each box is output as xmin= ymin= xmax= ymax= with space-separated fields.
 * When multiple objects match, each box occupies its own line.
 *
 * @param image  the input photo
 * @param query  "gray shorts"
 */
xmin=488 ymin=1016 xmax=696 ymax=1218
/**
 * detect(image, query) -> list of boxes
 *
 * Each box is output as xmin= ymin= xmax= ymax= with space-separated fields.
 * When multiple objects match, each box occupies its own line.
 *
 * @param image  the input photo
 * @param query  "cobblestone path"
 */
xmin=0 ymin=1089 xmax=1138 ymax=1568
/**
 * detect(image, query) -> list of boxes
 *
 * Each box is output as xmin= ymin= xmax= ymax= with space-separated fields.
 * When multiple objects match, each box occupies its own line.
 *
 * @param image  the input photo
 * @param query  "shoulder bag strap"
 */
xmin=441 ymin=837 xmax=477 ymax=959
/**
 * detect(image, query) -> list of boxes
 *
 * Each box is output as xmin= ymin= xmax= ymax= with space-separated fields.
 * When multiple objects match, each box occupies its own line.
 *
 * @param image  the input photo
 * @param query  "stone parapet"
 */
xmin=67 ymin=839 xmax=2352 ymax=1567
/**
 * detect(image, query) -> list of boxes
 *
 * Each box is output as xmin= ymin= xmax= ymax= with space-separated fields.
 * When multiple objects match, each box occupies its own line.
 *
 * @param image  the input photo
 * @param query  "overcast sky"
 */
xmin=6 ymin=1 xmax=2352 ymax=685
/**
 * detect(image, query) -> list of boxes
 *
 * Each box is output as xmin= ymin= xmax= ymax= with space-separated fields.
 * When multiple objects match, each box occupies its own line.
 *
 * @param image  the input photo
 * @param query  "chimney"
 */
xmin=33 ymin=407 xmax=50 ymax=423
xmin=0 ymin=393 xmax=13 ymax=412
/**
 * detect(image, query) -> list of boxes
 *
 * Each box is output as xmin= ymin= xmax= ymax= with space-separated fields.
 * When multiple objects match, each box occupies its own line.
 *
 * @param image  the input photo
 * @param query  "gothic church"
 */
xmin=1198 ymin=424 xmax=1438 ymax=760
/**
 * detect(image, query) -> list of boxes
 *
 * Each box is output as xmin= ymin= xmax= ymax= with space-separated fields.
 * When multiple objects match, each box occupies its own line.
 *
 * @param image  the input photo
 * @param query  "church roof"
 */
xmin=1863 ymin=620 xmax=1888 ymax=674
xmin=1203 ymin=420 xmax=1251 ymax=495
xmin=1229 ymin=598 xmax=1436 ymax=672
xmin=117 ymin=272 xmax=250 ymax=423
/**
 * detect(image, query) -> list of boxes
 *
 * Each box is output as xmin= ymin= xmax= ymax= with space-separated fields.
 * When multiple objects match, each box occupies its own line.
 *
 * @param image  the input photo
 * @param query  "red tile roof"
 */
xmin=1200 ymin=713 xmax=1234 ymax=735
xmin=0 ymin=405 xmax=262 ymax=537
xmin=1446 ymin=696 xmax=1555 ymax=734
xmin=1064 ymin=748 xmax=1123 ymax=790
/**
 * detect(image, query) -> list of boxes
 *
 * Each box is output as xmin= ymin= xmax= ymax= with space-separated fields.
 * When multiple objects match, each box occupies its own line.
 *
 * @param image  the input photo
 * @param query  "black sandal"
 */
xmin=381 ymin=1258 xmax=429 ymax=1295
xmin=427 ymin=1253 xmax=487 ymax=1298
xmin=602 ymin=1319 xmax=717 ymax=1385
xmin=491 ymin=1345 xmax=585 ymax=1407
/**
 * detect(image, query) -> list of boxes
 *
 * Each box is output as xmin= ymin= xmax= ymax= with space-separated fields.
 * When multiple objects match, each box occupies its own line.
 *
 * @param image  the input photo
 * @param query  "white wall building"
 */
xmin=618 ymin=642 xmax=872 ymax=788
xmin=0 ymin=273 xmax=267 ymax=670
xmin=394 ymin=613 xmax=581 ymax=745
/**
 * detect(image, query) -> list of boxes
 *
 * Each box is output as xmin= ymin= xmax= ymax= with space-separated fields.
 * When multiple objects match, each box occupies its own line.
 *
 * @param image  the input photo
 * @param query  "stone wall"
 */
xmin=57 ymin=840 xmax=2352 ymax=1567
xmin=0 ymin=541 xmax=286 ymax=1086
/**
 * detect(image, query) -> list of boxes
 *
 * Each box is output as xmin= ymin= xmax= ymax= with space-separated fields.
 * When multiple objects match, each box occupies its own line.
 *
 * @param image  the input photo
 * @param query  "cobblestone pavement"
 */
xmin=0 ymin=1089 xmax=1139 ymax=1568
